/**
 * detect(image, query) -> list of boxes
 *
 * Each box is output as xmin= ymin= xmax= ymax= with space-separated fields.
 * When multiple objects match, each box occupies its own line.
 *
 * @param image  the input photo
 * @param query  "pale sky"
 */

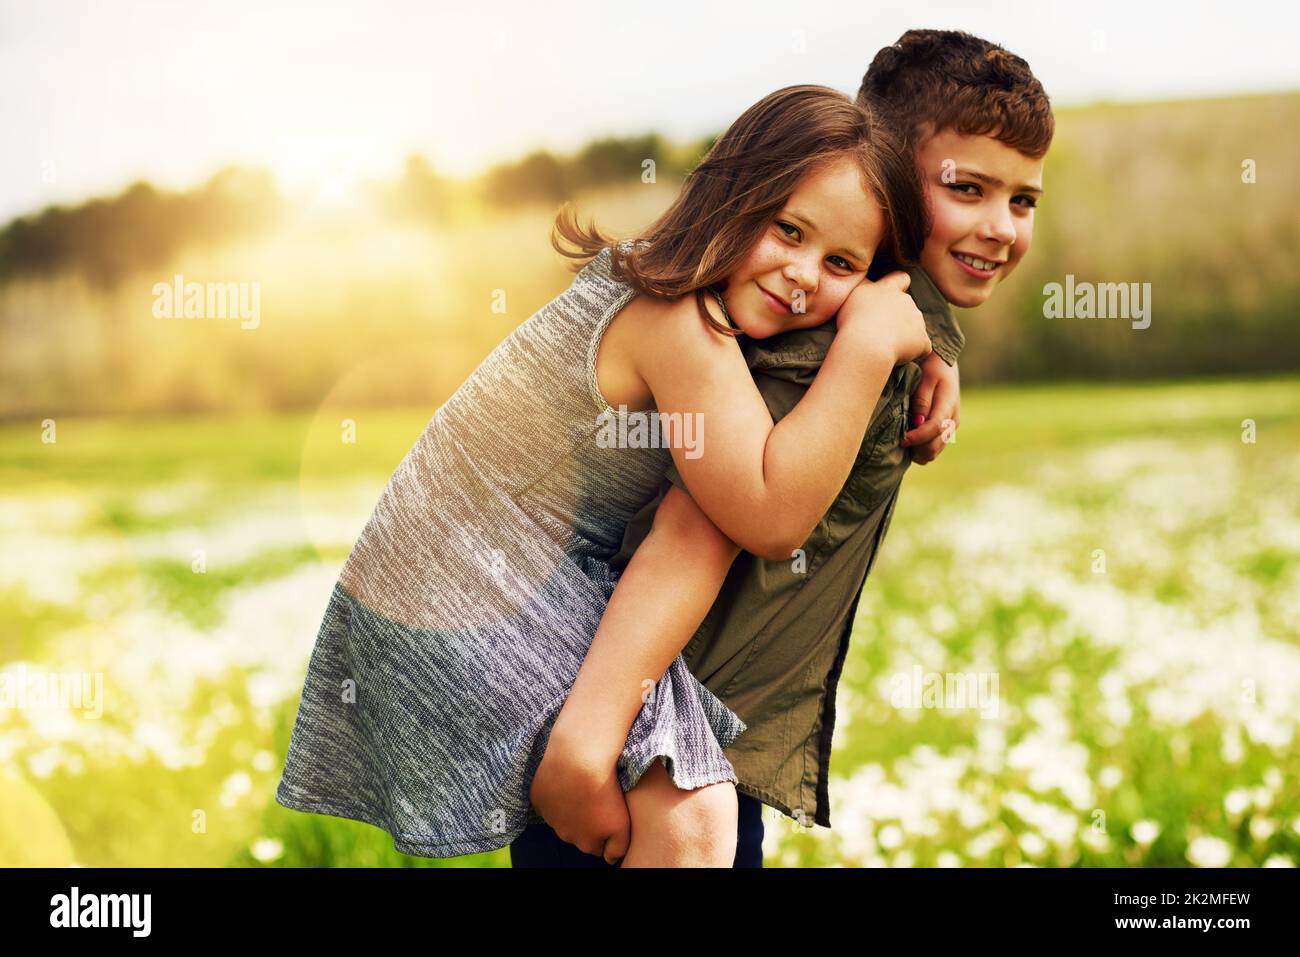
xmin=3 ymin=0 xmax=1298 ymax=221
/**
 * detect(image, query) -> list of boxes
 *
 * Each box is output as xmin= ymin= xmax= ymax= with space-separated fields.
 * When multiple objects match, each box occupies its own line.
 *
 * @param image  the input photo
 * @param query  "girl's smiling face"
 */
xmin=715 ymin=153 xmax=885 ymax=339
xmin=914 ymin=127 xmax=1045 ymax=308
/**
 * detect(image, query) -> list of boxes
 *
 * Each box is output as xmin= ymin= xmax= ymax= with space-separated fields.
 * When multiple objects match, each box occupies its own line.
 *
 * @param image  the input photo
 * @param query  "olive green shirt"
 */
xmin=610 ymin=266 xmax=963 ymax=828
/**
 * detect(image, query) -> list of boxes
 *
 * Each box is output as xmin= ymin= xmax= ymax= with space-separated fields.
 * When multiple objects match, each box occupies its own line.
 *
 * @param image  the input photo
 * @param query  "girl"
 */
xmin=274 ymin=84 xmax=931 ymax=863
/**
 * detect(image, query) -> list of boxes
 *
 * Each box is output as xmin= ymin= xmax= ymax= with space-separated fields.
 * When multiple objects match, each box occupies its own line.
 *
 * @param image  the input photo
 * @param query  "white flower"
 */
xmin=877 ymin=824 xmax=903 ymax=850
xmin=219 ymin=770 xmax=253 ymax=808
xmin=1019 ymin=832 xmax=1047 ymax=857
xmin=1249 ymin=817 xmax=1277 ymax=842
xmin=1130 ymin=820 xmax=1160 ymax=846
xmin=1224 ymin=788 xmax=1252 ymax=816
xmin=1263 ymin=855 xmax=1295 ymax=868
xmin=250 ymin=837 xmax=284 ymax=862
xmin=1186 ymin=835 xmax=1233 ymax=867
xmin=1220 ymin=725 xmax=1245 ymax=764
xmin=1081 ymin=827 xmax=1111 ymax=852
xmin=965 ymin=830 xmax=1003 ymax=860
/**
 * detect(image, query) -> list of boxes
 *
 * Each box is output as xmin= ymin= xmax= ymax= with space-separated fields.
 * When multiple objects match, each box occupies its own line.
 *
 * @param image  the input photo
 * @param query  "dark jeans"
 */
xmin=510 ymin=791 xmax=765 ymax=867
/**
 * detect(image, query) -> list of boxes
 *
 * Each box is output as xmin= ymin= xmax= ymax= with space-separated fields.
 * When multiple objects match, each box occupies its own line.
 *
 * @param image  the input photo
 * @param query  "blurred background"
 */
xmin=1 ymin=0 xmax=1298 ymax=868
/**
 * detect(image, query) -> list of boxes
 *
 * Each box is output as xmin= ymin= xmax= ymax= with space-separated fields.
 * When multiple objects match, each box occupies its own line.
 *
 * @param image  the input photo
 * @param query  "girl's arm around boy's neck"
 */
xmin=635 ymin=281 xmax=917 ymax=561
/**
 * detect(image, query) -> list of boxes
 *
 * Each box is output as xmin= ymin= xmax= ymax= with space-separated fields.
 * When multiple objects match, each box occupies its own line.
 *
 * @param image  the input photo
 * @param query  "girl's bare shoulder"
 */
xmin=617 ymin=290 xmax=737 ymax=359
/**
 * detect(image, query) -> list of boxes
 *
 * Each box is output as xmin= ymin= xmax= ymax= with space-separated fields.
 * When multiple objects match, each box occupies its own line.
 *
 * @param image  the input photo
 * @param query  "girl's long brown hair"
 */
xmin=551 ymin=84 xmax=929 ymax=336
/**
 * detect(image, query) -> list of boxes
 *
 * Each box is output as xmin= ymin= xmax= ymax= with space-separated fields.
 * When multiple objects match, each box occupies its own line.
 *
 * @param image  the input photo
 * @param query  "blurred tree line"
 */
xmin=373 ymin=131 xmax=717 ymax=224
xmin=0 ymin=132 xmax=716 ymax=286
xmin=0 ymin=167 xmax=284 ymax=289
xmin=1 ymin=91 xmax=1297 ymax=414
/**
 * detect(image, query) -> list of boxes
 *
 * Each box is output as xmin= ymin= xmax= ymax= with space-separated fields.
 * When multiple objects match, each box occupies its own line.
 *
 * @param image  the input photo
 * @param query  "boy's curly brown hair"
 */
xmin=857 ymin=29 xmax=1054 ymax=158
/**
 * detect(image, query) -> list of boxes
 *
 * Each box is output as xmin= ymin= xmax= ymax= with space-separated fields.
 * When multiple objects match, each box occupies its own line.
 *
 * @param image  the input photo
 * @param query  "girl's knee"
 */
xmin=624 ymin=760 xmax=738 ymax=867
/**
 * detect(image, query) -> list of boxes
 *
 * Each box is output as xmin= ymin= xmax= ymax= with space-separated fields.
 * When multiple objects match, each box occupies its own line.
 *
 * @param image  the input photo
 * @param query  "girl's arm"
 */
xmin=547 ymin=483 xmax=741 ymax=762
xmin=637 ymin=273 xmax=927 ymax=561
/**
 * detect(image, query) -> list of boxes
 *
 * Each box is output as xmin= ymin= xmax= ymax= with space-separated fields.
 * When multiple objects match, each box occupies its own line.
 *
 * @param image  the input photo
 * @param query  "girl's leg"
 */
xmin=618 ymin=758 xmax=738 ymax=867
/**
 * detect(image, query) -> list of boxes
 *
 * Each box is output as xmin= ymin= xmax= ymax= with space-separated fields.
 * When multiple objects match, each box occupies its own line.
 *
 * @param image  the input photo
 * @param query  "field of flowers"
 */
xmin=1 ymin=374 xmax=1297 ymax=867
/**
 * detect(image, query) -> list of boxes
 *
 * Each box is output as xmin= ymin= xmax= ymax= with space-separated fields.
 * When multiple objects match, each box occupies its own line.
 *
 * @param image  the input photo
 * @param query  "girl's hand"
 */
xmin=902 ymin=353 xmax=961 ymax=463
xmin=836 ymin=271 xmax=932 ymax=366
xmin=530 ymin=730 xmax=631 ymax=865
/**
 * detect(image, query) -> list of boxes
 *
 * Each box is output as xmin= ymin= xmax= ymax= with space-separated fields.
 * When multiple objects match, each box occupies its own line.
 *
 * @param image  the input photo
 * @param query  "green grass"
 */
xmin=2 ymin=375 xmax=1299 ymax=867
xmin=131 ymin=544 xmax=344 ymax=630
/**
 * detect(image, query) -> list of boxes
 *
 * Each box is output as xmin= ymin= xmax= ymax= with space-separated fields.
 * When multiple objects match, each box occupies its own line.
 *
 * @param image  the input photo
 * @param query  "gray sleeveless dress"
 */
xmin=275 ymin=241 xmax=748 ymax=858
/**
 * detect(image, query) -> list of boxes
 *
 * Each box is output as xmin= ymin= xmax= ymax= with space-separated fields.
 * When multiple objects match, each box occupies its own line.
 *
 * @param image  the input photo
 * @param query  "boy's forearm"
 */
xmin=551 ymin=490 xmax=740 ymax=763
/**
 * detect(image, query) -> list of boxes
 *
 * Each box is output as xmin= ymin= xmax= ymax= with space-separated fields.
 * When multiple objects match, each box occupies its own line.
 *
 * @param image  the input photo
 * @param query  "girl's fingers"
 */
xmin=903 ymin=402 xmax=959 ymax=453
xmin=909 ymin=376 xmax=939 ymax=429
xmin=902 ymin=416 xmax=943 ymax=448
xmin=870 ymin=270 xmax=911 ymax=292
xmin=603 ymin=825 xmax=630 ymax=865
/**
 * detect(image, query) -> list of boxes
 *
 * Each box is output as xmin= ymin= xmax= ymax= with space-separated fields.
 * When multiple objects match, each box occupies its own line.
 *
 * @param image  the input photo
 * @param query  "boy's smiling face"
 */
xmin=913 ymin=127 xmax=1045 ymax=308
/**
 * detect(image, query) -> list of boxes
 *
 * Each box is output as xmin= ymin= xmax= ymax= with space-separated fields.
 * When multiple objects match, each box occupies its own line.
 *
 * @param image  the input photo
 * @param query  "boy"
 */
xmin=513 ymin=29 xmax=1053 ymax=867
